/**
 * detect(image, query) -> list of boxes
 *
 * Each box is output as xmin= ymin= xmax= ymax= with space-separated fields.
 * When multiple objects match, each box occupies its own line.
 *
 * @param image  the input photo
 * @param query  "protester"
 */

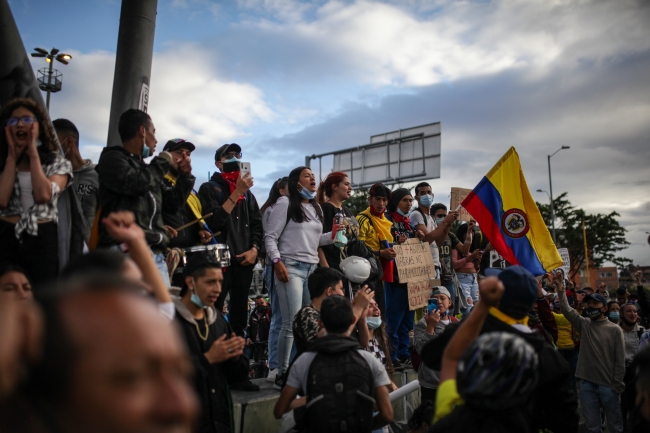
xmin=616 ymin=287 xmax=631 ymax=306
xmin=422 ymin=265 xmax=579 ymax=433
xmin=247 ymin=295 xmax=271 ymax=362
xmin=96 ymin=109 xmax=194 ymax=287
xmin=274 ymin=295 xmax=394 ymax=431
xmin=607 ymin=300 xmax=621 ymax=324
xmin=264 ymin=166 xmax=335 ymax=389
xmin=198 ymin=143 xmax=262 ymax=338
xmin=429 ymin=276 xmax=539 ymax=433
xmin=429 ymin=203 xmax=466 ymax=310
xmin=628 ymin=346 xmax=650 ymax=432
xmin=14 ymin=275 xmax=198 ymax=433
xmin=414 ymin=286 xmax=458 ymax=404
xmin=0 ymin=97 xmax=72 ymax=286
xmin=173 ymin=254 xmax=254 ymax=433
xmin=0 ymin=264 xmax=32 ymax=301
xmin=356 ymin=183 xmax=396 ymax=316
xmin=406 ymin=401 xmax=435 ymax=433
xmin=161 ymin=138 xmax=214 ymax=250
xmin=552 ymin=292 xmax=579 ymax=392
xmin=528 ymin=275 xmax=558 ymax=347
xmin=316 ymin=171 xmax=353 ymax=270
xmin=452 ymin=222 xmax=483 ymax=312
xmin=292 ymin=267 xmax=371 ymax=356
xmin=52 ymin=118 xmax=99 ymax=232
xmin=409 ymin=182 xmax=443 ymax=278
xmin=557 ymin=272 xmax=626 ymax=433
xmin=260 ymin=176 xmax=288 ymax=383
xmin=619 ymin=302 xmax=645 ymax=425
xmin=365 ymin=298 xmax=395 ymax=375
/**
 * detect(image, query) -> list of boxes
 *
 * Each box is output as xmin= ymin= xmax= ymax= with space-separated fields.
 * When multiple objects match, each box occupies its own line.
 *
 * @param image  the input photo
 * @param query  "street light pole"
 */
xmin=547 ymin=145 xmax=570 ymax=245
xmin=46 ymin=57 xmax=53 ymax=110
xmin=31 ymin=47 xmax=72 ymax=111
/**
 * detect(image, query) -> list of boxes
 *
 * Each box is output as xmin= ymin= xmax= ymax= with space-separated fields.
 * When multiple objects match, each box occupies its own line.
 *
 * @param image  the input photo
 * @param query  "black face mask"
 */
xmin=528 ymin=310 xmax=540 ymax=324
xmin=256 ymin=305 xmax=267 ymax=312
xmin=583 ymin=307 xmax=603 ymax=320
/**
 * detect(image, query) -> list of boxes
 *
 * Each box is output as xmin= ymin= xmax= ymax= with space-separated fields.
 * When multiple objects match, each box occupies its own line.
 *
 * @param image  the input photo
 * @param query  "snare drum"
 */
xmin=182 ymin=243 xmax=231 ymax=268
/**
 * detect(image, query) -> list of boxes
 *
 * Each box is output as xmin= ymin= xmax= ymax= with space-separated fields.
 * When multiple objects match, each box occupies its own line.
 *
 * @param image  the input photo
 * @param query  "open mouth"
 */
xmin=16 ymin=130 xmax=28 ymax=140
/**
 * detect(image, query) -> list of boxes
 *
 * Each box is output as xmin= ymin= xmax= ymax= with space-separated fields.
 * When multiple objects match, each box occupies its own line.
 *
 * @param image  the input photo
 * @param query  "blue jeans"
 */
xmin=111 ymin=246 xmax=171 ymax=288
xmin=265 ymin=264 xmax=281 ymax=370
xmin=276 ymin=259 xmax=316 ymax=374
xmin=385 ymin=281 xmax=415 ymax=361
xmin=579 ymin=379 xmax=623 ymax=433
xmin=457 ymin=272 xmax=478 ymax=316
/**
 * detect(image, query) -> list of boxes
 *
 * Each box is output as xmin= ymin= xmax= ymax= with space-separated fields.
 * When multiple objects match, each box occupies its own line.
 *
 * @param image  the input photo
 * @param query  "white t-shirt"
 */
xmin=410 ymin=210 xmax=441 ymax=268
xmin=287 ymin=348 xmax=391 ymax=393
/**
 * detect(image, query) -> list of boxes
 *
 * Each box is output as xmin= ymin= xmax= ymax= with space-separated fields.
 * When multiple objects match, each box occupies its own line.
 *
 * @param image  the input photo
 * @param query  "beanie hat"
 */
xmin=387 ymin=188 xmax=411 ymax=212
xmin=485 ymin=265 xmax=538 ymax=319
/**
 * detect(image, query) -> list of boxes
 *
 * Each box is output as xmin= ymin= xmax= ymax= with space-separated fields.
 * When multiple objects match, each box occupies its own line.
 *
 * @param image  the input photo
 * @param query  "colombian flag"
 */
xmin=461 ymin=147 xmax=562 ymax=276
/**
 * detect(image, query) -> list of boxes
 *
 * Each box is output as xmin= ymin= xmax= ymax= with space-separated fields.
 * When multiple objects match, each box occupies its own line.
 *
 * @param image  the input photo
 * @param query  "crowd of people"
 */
xmin=1 ymin=97 xmax=650 ymax=433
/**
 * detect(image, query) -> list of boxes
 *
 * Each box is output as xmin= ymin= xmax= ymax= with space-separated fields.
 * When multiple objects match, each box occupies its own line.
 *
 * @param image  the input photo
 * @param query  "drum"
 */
xmin=182 ymin=243 xmax=231 ymax=268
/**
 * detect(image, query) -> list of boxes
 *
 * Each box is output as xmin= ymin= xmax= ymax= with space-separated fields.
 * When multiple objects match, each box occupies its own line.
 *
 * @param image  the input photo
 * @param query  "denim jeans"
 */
xmin=265 ymin=264 xmax=281 ymax=370
xmin=153 ymin=252 xmax=171 ymax=288
xmin=579 ymin=379 xmax=624 ymax=433
xmin=385 ymin=281 xmax=415 ymax=361
xmin=276 ymin=259 xmax=316 ymax=374
xmin=456 ymin=272 xmax=478 ymax=302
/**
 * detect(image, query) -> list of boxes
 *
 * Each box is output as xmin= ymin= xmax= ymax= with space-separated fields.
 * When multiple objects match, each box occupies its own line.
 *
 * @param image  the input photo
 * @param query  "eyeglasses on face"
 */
xmin=223 ymin=152 xmax=242 ymax=160
xmin=6 ymin=116 xmax=37 ymax=126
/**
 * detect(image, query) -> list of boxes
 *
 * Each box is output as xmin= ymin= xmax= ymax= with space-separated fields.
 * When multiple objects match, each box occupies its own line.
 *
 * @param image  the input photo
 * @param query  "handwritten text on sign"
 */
xmin=407 ymin=280 xmax=430 ymax=310
xmin=392 ymin=238 xmax=437 ymax=283
xmin=450 ymin=187 xmax=473 ymax=222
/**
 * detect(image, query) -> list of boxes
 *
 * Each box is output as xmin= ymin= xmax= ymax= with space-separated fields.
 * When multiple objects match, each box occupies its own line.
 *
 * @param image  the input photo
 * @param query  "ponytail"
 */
xmin=316 ymin=171 xmax=348 ymax=204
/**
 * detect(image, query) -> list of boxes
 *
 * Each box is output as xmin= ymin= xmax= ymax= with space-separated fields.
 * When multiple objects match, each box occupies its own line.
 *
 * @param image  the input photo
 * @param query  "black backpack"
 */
xmin=303 ymin=335 xmax=376 ymax=433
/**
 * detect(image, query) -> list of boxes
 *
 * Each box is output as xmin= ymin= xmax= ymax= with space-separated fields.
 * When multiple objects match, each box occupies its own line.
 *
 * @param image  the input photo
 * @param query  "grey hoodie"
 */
xmin=414 ymin=315 xmax=457 ymax=389
xmin=73 ymin=159 xmax=99 ymax=228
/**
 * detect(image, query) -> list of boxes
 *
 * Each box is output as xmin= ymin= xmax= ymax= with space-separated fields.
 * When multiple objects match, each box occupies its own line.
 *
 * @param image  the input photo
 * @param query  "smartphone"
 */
xmin=428 ymin=298 xmax=439 ymax=314
xmin=239 ymin=162 xmax=251 ymax=177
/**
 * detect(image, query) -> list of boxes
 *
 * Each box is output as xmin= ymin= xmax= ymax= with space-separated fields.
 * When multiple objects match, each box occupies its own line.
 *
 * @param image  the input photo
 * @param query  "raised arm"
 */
xmin=439 ymin=277 xmax=504 ymax=383
xmin=556 ymin=272 xmax=586 ymax=332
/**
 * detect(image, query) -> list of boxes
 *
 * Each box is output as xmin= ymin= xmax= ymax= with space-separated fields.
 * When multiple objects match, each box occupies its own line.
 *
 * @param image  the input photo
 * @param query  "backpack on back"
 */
xmin=303 ymin=336 xmax=375 ymax=433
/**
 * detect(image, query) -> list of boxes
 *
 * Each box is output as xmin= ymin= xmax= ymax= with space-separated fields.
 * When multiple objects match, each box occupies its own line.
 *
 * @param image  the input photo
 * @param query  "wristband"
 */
xmin=272 ymin=257 xmax=282 ymax=264
xmin=251 ymin=244 xmax=260 ymax=251
xmin=228 ymin=196 xmax=237 ymax=205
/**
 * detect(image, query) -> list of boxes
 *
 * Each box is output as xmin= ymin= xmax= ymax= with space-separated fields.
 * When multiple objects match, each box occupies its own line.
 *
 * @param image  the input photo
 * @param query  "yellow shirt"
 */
xmin=433 ymin=379 xmax=464 ymax=423
xmin=553 ymin=312 xmax=575 ymax=349
xmin=357 ymin=213 xmax=380 ymax=253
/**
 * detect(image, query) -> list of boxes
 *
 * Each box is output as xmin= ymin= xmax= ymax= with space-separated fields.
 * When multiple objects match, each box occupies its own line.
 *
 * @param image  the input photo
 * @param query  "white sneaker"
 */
xmin=267 ymin=368 xmax=278 ymax=382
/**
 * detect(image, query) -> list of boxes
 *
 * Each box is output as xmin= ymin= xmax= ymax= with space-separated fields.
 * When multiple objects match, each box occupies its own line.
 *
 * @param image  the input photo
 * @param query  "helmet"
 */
xmin=457 ymin=332 xmax=538 ymax=409
xmin=339 ymin=256 xmax=371 ymax=283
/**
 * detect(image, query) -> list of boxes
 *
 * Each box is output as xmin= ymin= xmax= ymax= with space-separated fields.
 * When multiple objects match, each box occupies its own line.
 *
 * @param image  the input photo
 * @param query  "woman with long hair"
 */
xmin=260 ymin=177 xmax=288 ymax=382
xmin=0 ymin=98 xmax=71 ymax=286
xmin=316 ymin=171 xmax=353 ymax=270
xmin=365 ymin=298 xmax=394 ymax=375
xmin=264 ymin=166 xmax=335 ymax=388
xmin=453 ymin=223 xmax=483 ymax=314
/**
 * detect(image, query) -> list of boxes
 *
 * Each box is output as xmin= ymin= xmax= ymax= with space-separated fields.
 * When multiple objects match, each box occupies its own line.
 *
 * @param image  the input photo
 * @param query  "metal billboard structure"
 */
xmin=306 ymin=122 xmax=441 ymax=187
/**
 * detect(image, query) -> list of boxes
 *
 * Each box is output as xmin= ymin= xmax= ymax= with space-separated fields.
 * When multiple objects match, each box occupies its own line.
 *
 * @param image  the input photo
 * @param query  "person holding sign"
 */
xmin=383 ymin=188 xmax=421 ymax=369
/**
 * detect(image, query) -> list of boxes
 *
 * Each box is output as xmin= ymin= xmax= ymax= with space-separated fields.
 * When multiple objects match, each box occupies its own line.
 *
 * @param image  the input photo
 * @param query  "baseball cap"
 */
xmin=431 ymin=286 xmax=451 ymax=299
xmin=162 ymin=138 xmax=195 ymax=152
xmin=584 ymin=293 xmax=608 ymax=306
xmin=484 ymin=265 xmax=538 ymax=319
xmin=215 ymin=143 xmax=242 ymax=161
xmin=182 ymin=254 xmax=221 ymax=279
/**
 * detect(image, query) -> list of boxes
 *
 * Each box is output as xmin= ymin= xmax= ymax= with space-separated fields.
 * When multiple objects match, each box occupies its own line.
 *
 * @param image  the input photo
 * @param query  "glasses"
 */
xmin=223 ymin=152 xmax=242 ymax=160
xmin=6 ymin=116 xmax=37 ymax=126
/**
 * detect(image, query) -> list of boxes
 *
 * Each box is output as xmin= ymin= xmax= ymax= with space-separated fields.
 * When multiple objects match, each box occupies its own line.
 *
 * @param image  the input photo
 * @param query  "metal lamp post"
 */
xmin=31 ymin=47 xmax=72 ymax=111
xmin=547 ymin=146 xmax=570 ymax=244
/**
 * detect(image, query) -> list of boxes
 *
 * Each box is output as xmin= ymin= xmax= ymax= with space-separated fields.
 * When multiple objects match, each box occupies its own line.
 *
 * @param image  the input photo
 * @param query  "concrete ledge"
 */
xmin=230 ymin=369 xmax=421 ymax=433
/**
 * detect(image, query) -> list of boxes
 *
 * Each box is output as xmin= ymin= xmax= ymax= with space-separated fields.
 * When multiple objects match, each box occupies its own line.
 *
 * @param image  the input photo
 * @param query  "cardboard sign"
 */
xmin=450 ymin=187 xmax=473 ymax=221
xmin=555 ymin=248 xmax=570 ymax=280
xmin=407 ymin=280 xmax=431 ymax=310
xmin=393 ymin=238 xmax=437 ymax=283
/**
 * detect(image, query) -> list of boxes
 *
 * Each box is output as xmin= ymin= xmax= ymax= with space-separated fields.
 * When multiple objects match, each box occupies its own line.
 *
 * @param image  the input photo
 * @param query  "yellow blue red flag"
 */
xmin=461 ymin=147 xmax=562 ymax=276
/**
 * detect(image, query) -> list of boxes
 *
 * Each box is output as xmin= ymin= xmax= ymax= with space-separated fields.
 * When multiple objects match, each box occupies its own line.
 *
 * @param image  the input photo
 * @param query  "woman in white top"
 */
xmin=0 ymin=98 xmax=71 ymax=287
xmin=264 ymin=166 xmax=334 ymax=384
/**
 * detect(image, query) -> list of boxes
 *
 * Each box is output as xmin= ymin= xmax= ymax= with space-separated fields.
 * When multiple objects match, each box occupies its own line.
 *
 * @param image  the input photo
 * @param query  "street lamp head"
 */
xmin=59 ymin=54 xmax=72 ymax=60
xmin=561 ymin=145 xmax=570 ymax=149
xmin=45 ymin=57 xmax=52 ymax=63
xmin=536 ymin=189 xmax=543 ymax=192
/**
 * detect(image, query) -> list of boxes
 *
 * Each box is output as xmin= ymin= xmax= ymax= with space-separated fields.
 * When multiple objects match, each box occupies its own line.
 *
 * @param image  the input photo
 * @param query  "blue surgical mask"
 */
xmin=419 ymin=194 xmax=434 ymax=207
xmin=366 ymin=317 xmax=382 ymax=329
xmin=608 ymin=312 xmax=620 ymax=322
xmin=142 ymin=144 xmax=150 ymax=158
xmin=190 ymin=280 xmax=207 ymax=309
xmin=300 ymin=187 xmax=317 ymax=200
xmin=224 ymin=157 xmax=241 ymax=163
xmin=435 ymin=217 xmax=444 ymax=226
xmin=397 ymin=208 xmax=410 ymax=217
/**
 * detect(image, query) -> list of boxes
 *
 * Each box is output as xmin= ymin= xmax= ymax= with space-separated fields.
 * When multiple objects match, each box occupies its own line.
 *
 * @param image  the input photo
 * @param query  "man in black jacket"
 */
xmin=421 ymin=265 xmax=579 ymax=433
xmin=197 ymin=143 xmax=262 ymax=337
xmin=96 ymin=109 xmax=194 ymax=286
xmin=174 ymin=255 xmax=249 ymax=433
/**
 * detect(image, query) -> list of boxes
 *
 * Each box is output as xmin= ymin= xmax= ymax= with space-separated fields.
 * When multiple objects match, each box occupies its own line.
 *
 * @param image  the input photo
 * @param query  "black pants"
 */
xmin=216 ymin=263 xmax=254 ymax=337
xmin=622 ymin=363 xmax=637 ymax=425
xmin=0 ymin=219 xmax=59 ymax=289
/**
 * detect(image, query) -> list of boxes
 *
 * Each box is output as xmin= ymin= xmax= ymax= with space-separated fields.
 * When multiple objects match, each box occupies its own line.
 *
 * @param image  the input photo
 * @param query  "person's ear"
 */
xmin=184 ymin=276 xmax=193 ymax=292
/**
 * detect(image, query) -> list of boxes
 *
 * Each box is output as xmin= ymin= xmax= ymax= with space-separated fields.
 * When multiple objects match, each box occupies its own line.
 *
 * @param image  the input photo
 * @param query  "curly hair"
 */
xmin=0 ymin=97 xmax=59 ymax=170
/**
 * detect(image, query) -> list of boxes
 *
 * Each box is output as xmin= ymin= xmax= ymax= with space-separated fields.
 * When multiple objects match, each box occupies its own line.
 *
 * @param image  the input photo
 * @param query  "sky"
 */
xmin=8 ymin=0 xmax=650 ymax=267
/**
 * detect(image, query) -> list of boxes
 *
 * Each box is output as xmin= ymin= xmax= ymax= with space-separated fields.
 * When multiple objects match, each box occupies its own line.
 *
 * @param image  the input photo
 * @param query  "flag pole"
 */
xmin=582 ymin=220 xmax=590 ymax=286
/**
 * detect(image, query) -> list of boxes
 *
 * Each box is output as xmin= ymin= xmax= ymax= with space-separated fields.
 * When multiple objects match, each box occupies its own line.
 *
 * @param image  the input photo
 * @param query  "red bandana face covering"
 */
xmin=220 ymin=171 xmax=245 ymax=202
